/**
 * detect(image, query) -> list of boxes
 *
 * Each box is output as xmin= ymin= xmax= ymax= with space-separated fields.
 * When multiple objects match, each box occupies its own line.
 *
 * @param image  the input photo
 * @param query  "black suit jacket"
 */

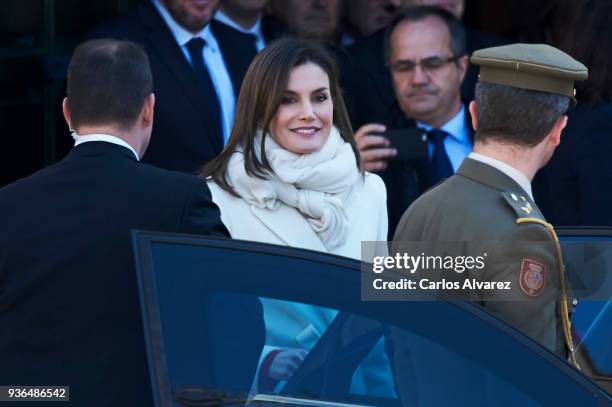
xmin=340 ymin=27 xmax=506 ymax=129
xmin=0 ymin=142 xmax=261 ymax=406
xmin=89 ymin=1 xmax=258 ymax=174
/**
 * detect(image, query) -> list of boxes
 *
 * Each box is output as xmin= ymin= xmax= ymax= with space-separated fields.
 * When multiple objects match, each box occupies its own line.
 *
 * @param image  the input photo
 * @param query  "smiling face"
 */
xmin=268 ymin=62 xmax=333 ymax=154
xmin=160 ymin=0 xmax=220 ymax=33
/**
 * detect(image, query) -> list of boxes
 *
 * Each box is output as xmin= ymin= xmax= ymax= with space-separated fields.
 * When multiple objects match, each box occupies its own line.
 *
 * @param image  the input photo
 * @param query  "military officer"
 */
xmin=393 ymin=43 xmax=587 ymax=365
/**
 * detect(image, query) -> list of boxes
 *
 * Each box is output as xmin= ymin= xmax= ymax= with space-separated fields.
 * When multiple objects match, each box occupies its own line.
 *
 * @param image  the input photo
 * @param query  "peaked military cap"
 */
xmin=471 ymin=43 xmax=588 ymax=106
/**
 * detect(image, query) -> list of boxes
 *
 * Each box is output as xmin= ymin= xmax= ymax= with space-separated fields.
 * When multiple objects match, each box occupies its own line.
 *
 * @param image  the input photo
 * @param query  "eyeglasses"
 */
xmin=389 ymin=55 xmax=461 ymax=73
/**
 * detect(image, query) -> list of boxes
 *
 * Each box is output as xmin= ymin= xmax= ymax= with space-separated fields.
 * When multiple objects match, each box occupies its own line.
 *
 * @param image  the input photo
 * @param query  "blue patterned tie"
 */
xmin=426 ymin=129 xmax=453 ymax=188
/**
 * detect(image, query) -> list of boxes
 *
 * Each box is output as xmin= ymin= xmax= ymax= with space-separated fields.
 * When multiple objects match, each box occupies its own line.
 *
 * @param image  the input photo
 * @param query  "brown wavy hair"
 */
xmin=199 ymin=37 xmax=360 ymax=195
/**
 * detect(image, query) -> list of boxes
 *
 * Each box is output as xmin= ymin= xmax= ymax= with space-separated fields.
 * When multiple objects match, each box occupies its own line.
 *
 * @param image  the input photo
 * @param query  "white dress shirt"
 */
xmin=469 ymin=152 xmax=533 ymax=199
xmin=72 ymin=132 xmax=140 ymax=161
xmin=213 ymin=9 xmax=266 ymax=52
xmin=416 ymin=104 xmax=473 ymax=171
xmin=152 ymin=0 xmax=235 ymax=144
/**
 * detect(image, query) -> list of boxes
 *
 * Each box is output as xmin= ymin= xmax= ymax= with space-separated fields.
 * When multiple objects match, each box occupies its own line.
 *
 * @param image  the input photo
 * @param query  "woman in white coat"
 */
xmin=200 ymin=38 xmax=391 ymax=396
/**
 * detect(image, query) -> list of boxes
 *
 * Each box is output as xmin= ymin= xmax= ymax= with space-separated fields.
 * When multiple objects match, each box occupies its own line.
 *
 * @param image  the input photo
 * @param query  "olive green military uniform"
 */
xmin=393 ymin=44 xmax=587 ymax=363
xmin=394 ymin=157 xmax=566 ymax=355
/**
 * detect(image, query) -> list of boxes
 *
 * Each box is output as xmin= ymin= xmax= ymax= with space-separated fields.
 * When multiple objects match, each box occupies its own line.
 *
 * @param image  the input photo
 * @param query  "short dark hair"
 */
xmin=384 ymin=6 xmax=466 ymax=63
xmin=66 ymin=39 xmax=153 ymax=131
xmin=474 ymin=82 xmax=570 ymax=146
xmin=200 ymin=38 xmax=360 ymax=194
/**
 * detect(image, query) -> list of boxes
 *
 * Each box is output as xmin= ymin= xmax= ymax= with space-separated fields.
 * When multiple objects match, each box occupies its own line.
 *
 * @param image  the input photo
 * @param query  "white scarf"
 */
xmin=226 ymin=126 xmax=360 ymax=250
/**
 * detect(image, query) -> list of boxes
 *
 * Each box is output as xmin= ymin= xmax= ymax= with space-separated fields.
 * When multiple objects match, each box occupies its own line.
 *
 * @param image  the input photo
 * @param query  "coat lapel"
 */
xmin=250 ymin=205 xmax=328 ymax=253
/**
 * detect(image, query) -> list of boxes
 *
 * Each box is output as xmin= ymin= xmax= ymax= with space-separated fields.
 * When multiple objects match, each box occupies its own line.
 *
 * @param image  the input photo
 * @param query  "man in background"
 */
xmin=90 ymin=0 xmax=258 ymax=173
xmin=343 ymin=0 xmax=504 ymax=129
xmin=354 ymin=7 xmax=473 ymax=236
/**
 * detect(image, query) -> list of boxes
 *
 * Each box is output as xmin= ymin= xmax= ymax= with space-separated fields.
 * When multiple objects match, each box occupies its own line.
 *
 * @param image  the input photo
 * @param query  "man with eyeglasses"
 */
xmin=354 ymin=6 xmax=472 ymax=236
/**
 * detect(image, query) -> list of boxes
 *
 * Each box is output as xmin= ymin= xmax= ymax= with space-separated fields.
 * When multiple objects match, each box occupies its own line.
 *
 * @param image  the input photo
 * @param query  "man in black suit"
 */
xmin=90 ymin=0 xmax=261 ymax=174
xmin=0 ymin=39 xmax=261 ymax=406
xmin=352 ymin=7 xmax=474 ymax=236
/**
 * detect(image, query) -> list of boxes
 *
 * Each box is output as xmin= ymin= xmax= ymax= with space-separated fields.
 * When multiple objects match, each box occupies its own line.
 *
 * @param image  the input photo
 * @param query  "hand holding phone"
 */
xmin=384 ymin=128 xmax=428 ymax=160
xmin=354 ymin=123 xmax=397 ymax=172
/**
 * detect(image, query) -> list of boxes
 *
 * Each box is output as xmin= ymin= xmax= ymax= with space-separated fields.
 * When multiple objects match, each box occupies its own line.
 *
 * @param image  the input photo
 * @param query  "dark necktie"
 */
xmin=185 ymin=38 xmax=221 ymax=139
xmin=426 ymin=129 xmax=454 ymax=188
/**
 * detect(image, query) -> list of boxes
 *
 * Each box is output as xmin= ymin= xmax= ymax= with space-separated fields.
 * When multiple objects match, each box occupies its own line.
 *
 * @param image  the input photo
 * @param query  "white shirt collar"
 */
xmin=417 ymin=104 xmax=468 ymax=143
xmin=468 ymin=152 xmax=533 ymax=199
xmin=152 ymin=0 xmax=218 ymax=51
xmin=72 ymin=132 xmax=140 ymax=161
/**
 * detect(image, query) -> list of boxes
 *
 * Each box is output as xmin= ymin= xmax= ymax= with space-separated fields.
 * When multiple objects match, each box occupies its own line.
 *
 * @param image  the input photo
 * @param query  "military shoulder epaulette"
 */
xmin=501 ymin=191 xmax=535 ymax=218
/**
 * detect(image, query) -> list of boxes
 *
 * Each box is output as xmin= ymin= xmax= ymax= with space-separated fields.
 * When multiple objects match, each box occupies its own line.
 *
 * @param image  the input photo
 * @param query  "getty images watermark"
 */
xmin=361 ymin=240 xmax=575 ymax=301
xmin=361 ymin=240 xmax=612 ymax=301
xmin=371 ymin=252 xmax=495 ymax=290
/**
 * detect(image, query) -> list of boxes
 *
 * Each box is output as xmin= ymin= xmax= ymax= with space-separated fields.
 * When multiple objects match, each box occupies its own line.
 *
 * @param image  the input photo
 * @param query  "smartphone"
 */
xmin=384 ymin=128 xmax=428 ymax=160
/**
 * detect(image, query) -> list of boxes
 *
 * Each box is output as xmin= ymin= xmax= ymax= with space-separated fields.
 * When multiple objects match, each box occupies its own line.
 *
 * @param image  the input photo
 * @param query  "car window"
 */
xmin=262 ymin=297 xmax=540 ymax=406
xmin=132 ymin=232 xmax=610 ymax=406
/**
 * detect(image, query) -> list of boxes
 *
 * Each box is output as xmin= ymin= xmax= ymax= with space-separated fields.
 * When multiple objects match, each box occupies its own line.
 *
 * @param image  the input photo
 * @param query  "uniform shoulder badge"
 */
xmin=501 ymin=191 xmax=534 ymax=218
xmin=519 ymin=258 xmax=547 ymax=297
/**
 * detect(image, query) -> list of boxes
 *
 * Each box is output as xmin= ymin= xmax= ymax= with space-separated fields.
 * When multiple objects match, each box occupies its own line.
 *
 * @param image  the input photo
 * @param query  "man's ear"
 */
xmin=62 ymin=97 xmax=73 ymax=130
xmin=549 ymin=114 xmax=567 ymax=147
xmin=141 ymin=93 xmax=155 ymax=127
xmin=457 ymin=55 xmax=469 ymax=83
xmin=468 ymin=101 xmax=478 ymax=131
